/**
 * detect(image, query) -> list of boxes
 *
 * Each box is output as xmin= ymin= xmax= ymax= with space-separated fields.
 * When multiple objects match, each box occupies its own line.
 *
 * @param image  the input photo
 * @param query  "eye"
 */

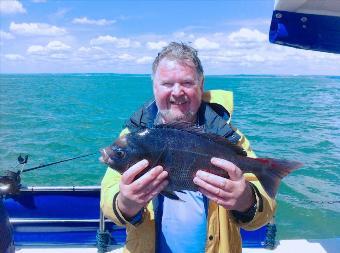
xmin=113 ymin=148 xmax=126 ymax=159
xmin=116 ymin=149 xmax=125 ymax=159
xmin=182 ymin=81 xmax=195 ymax=87
xmin=161 ymin=82 xmax=173 ymax=88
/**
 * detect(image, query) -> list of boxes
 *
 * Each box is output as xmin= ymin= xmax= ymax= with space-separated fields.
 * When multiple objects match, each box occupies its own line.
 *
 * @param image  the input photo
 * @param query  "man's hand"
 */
xmin=117 ymin=159 xmax=168 ymax=218
xmin=193 ymin=157 xmax=255 ymax=212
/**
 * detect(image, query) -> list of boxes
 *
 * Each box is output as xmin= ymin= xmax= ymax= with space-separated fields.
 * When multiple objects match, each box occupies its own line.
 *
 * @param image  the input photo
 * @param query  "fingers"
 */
xmin=121 ymin=159 xmax=149 ymax=184
xmin=193 ymin=174 xmax=231 ymax=199
xmin=118 ymin=163 xmax=168 ymax=217
xmin=211 ymin=157 xmax=243 ymax=181
xmin=197 ymin=185 xmax=234 ymax=208
xmin=120 ymin=161 xmax=168 ymax=203
xmin=195 ymin=170 xmax=230 ymax=191
xmin=133 ymin=165 xmax=168 ymax=192
xmin=143 ymin=179 xmax=168 ymax=201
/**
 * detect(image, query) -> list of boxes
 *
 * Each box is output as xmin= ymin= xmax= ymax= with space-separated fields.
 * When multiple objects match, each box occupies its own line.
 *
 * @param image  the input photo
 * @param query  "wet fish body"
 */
xmin=100 ymin=123 xmax=302 ymax=198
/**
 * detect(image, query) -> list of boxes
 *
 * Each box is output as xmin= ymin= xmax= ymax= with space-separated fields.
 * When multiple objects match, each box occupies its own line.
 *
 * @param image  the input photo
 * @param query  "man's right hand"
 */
xmin=117 ymin=159 xmax=168 ymax=219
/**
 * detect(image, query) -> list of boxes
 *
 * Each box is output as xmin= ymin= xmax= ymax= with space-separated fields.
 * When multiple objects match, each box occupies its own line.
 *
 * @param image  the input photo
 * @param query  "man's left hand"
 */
xmin=193 ymin=157 xmax=255 ymax=212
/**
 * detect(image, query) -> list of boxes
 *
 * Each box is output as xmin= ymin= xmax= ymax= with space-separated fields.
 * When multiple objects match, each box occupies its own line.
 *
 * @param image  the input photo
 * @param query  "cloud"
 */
xmin=10 ymin=22 xmax=67 ymax=36
xmin=50 ymin=53 xmax=68 ymax=59
xmin=72 ymin=17 xmax=116 ymax=26
xmin=50 ymin=8 xmax=70 ymax=19
xmin=0 ymin=0 xmax=26 ymax=14
xmin=27 ymin=41 xmax=71 ymax=55
xmin=193 ymin=37 xmax=220 ymax=50
xmin=27 ymin=45 xmax=46 ymax=55
xmin=136 ymin=56 xmax=153 ymax=64
xmin=118 ymin=53 xmax=135 ymax=61
xmin=228 ymin=28 xmax=267 ymax=43
xmin=146 ymin=41 xmax=167 ymax=50
xmin=5 ymin=54 xmax=25 ymax=61
xmin=90 ymin=35 xmax=141 ymax=48
xmin=0 ymin=30 xmax=15 ymax=39
xmin=32 ymin=0 xmax=47 ymax=3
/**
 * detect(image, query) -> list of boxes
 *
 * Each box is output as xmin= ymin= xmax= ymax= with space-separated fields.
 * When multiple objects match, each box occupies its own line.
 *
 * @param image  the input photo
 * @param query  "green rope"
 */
xmin=96 ymin=229 xmax=111 ymax=253
xmin=265 ymin=223 xmax=277 ymax=249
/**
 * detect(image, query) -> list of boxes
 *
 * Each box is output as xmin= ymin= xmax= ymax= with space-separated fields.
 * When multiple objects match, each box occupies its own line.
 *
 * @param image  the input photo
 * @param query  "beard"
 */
xmin=157 ymin=109 xmax=196 ymax=124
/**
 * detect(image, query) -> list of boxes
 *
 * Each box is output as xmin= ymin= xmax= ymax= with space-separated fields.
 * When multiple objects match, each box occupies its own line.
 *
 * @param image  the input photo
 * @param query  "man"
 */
xmin=101 ymin=42 xmax=276 ymax=253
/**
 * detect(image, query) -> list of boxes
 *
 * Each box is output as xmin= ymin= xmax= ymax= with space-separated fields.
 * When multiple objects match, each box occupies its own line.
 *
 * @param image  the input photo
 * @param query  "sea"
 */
xmin=0 ymin=74 xmax=339 ymax=240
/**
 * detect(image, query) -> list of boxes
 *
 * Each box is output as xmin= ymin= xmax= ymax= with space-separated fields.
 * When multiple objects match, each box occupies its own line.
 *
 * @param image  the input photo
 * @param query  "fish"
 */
xmin=100 ymin=122 xmax=303 ymax=199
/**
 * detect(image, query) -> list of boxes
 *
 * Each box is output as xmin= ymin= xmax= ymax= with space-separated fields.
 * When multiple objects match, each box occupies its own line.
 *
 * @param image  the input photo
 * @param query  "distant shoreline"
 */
xmin=0 ymin=73 xmax=339 ymax=77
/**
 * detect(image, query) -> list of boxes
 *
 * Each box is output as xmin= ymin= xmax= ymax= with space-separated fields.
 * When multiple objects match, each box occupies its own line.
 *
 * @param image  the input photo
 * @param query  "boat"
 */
xmin=1 ymin=0 xmax=339 ymax=252
xmin=1 ymin=185 xmax=275 ymax=252
xmin=2 ymin=182 xmax=339 ymax=252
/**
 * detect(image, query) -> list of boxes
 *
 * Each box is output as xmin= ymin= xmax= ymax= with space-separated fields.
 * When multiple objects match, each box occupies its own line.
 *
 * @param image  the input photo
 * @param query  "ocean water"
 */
xmin=0 ymin=74 xmax=339 ymax=240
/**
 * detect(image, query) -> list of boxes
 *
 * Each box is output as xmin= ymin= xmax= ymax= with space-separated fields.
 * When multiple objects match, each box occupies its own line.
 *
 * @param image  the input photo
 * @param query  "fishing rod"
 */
xmin=0 ymin=152 xmax=98 ymax=195
xmin=22 ymin=152 xmax=97 ymax=173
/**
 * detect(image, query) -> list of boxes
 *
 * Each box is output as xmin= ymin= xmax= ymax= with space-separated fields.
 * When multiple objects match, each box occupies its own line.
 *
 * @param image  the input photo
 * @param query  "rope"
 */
xmin=265 ymin=223 xmax=277 ymax=249
xmin=96 ymin=229 xmax=111 ymax=253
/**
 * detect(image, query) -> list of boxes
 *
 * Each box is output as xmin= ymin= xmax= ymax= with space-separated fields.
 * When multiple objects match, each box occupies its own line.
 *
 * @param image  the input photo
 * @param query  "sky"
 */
xmin=0 ymin=0 xmax=339 ymax=75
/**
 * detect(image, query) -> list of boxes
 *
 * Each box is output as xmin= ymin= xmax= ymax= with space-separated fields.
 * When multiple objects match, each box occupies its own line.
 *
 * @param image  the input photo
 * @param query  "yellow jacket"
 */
xmin=101 ymin=90 xmax=276 ymax=253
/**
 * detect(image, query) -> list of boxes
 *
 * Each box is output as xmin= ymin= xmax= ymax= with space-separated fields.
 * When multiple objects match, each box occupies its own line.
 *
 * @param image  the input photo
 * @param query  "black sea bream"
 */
xmin=100 ymin=123 xmax=302 ymax=198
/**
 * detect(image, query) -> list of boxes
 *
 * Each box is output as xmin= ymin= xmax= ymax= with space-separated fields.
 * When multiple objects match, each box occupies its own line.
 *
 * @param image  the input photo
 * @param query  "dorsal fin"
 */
xmin=154 ymin=122 xmax=247 ymax=156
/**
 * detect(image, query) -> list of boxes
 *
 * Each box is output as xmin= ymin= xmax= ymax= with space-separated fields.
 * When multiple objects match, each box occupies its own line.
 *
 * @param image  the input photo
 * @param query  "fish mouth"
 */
xmin=99 ymin=148 xmax=111 ymax=164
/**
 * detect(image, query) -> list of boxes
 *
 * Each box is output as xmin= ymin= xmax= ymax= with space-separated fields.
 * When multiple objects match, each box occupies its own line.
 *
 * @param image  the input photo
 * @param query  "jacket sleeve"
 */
xmin=233 ymin=128 xmax=277 ymax=230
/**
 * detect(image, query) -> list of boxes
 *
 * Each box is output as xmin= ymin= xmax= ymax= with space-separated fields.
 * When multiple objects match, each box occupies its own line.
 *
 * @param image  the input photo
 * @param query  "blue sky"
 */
xmin=1 ymin=0 xmax=339 ymax=75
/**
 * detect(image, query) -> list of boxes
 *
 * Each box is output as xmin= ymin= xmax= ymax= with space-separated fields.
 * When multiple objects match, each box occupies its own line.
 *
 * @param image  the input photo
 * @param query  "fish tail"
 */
xmin=250 ymin=158 xmax=303 ymax=198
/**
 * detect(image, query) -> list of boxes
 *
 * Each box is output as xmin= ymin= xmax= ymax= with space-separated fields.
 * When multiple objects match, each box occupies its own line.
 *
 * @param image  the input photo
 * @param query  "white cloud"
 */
xmin=10 ymin=22 xmax=67 ymax=36
xmin=0 ymin=30 xmax=14 ymax=39
xmin=46 ymin=41 xmax=71 ymax=51
xmin=146 ymin=41 xmax=167 ymax=50
xmin=50 ymin=8 xmax=70 ymax=19
xmin=173 ymin=31 xmax=195 ymax=40
xmin=50 ymin=53 xmax=68 ymax=59
xmin=0 ymin=0 xmax=26 ymax=14
xmin=136 ymin=56 xmax=153 ymax=64
xmin=32 ymin=0 xmax=47 ymax=3
xmin=193 ymin=37 xmax=220 ymax=50
xmin=27 ymin=45 xmax=46 ymax=55
xmin=27 ymin=41 xmax=71 ymax=55
xmin=228 ymin=28 xmax=267 ymax=43
xmin=90 ymin=35 xmax=141 ymax=48
xmin=72 ymin=17 xmax=116 ymax=26
xmin=118 ymin=53 xmax=135 ymax=61
xmin=5 ymin=54 xmax=25 ymax=60
xmin=77 ymin=46 xmax=104 ymax=53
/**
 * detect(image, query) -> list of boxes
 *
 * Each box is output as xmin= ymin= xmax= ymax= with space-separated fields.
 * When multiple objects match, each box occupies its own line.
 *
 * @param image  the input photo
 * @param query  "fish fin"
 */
xmin=161 ymin=191 xmax=185 ymax=201
xmin=155 ymin=122 xmax=247 ymax=156
xmin=151 ymin=144 xmax=168 ymax=168
xmin=251 ymin=158 xmax=303 ymax=198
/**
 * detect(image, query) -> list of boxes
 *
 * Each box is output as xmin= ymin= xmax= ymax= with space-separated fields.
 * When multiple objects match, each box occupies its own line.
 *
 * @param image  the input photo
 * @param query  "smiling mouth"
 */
xmin=170 ymin=98 xmax=188 ymax=105
xmin=171 ymin=101 xmax=187 ymax=105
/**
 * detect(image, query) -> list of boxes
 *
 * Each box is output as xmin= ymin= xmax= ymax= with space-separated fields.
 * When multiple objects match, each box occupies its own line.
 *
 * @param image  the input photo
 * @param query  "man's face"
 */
xmin=153 ymin=58 xmax=204 ymax=123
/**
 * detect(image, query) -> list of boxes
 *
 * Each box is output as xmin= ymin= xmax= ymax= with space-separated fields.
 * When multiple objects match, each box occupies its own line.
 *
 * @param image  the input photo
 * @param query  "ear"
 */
xmin=200 ymin=76 xmax=204 ymax=93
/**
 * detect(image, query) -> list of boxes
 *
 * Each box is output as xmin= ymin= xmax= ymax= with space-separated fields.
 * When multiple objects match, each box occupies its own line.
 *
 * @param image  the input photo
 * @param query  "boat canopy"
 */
xmin=269 ymin=0 xmax=340 ymax=54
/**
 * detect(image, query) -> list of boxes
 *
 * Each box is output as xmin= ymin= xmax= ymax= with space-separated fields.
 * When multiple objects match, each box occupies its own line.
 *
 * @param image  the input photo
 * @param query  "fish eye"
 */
xmin=115 ymin=149 xmax=126 ymax=159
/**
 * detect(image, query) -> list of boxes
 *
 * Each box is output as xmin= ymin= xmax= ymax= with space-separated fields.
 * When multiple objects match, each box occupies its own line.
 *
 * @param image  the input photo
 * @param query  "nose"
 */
xmin=172 ymin=83 xmax=184 ymax=96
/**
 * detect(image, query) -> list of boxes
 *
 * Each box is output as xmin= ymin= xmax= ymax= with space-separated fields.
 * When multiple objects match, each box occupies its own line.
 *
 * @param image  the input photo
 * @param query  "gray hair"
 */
xmin=152 ymin=42 xmax=204 ymax=81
